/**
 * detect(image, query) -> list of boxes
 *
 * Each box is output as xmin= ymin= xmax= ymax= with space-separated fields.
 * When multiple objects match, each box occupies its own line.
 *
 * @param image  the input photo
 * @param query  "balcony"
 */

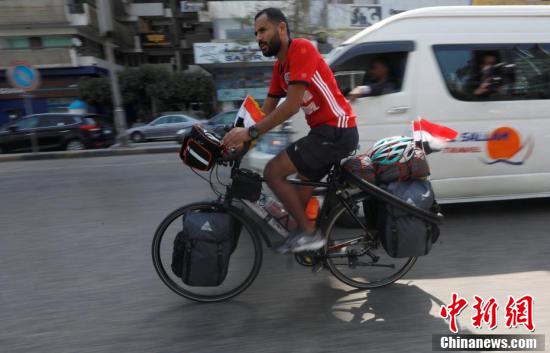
xmin=0 ymin=48 xmax=74 ymax=68
xmin=0 ymin=0 xmax=69 ymax=26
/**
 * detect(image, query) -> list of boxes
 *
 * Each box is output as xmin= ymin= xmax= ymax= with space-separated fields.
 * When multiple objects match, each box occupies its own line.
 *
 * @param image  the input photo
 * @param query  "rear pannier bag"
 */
xmin=375 ymin=147 xmax=431 ymax=183
xmin=171 ymin=211 xmax=241 ymax=286
xmin=179 ymin=125 xmax=223 ymax=171
xmin=378 ymin=180 xmax=440 ymax=258
xmin=343 ymin=155 xmax=376 ymax=183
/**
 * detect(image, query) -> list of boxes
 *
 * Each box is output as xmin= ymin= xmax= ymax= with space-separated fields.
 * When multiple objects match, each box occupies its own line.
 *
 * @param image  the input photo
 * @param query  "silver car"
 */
xmin=127 ymin=114 xmax=199 ymax=142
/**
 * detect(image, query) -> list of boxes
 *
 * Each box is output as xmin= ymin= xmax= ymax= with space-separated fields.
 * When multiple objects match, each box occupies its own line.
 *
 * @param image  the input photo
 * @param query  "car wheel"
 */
xmin=65 ymin=139 xmax=85 ymax=151
xmin=131 ymin=132 xmax=145 ymax=143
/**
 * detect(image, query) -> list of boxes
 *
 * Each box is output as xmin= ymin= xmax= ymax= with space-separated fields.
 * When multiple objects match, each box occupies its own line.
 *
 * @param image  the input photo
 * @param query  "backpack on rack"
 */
xmin=171 ymin=211 xmax=242 ymax=286
xmin=377 ymin=180 xmax=440 ymax=258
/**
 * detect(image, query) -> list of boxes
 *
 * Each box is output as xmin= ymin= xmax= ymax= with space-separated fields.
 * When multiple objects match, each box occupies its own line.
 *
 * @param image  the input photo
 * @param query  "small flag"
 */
xmin=234 ymin=95 xmax=265 ymax=128
xmin=412 ymin=117 xmax=458 ymax=152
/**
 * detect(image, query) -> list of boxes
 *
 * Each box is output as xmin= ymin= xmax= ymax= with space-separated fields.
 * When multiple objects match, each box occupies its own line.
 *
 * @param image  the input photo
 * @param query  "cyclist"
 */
xmin=222 ymin=8 xmax=358 ymax=253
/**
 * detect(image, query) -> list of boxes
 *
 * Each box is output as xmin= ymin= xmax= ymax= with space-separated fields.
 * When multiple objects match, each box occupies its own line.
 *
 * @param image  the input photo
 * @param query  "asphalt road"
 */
xmin=1 ymin=154 xmax=548 ymax=353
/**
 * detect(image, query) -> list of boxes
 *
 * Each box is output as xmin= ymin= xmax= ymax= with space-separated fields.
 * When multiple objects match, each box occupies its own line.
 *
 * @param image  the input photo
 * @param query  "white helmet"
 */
xmin=369 ymin=136 xmax=415 ymax=165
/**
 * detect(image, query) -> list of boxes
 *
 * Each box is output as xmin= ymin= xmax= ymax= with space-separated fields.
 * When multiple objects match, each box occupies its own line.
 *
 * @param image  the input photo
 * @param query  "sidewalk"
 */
xmin=0 ymin=143 xmax=180 ymax=163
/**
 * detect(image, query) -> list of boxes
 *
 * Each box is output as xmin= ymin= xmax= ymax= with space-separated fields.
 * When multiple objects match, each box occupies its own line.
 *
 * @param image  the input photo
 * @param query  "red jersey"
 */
xmin=268 ymin=38 xmax=356 ymax=128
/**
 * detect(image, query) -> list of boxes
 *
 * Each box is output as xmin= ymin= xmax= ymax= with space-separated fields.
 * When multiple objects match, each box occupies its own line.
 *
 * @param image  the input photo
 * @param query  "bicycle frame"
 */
xmin=222 ymin=158 xmax=376 ymax=249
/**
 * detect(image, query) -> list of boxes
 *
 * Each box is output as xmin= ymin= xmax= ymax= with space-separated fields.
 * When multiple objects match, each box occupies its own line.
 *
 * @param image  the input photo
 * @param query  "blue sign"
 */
xmin=7 ymin=62 xmax=41 ymax=92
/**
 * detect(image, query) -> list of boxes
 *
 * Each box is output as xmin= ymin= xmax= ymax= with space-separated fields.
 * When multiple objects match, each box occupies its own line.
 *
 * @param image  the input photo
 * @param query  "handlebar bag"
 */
xmin=180 ymin=124 xmax=222 ymax=171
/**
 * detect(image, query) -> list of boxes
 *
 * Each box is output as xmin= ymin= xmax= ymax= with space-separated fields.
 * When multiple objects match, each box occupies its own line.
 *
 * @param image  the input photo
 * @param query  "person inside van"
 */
xmin=466 ymin=51 xmax=508 ymax=98
xmin=348 ymin=57 xmax=398 ymax=100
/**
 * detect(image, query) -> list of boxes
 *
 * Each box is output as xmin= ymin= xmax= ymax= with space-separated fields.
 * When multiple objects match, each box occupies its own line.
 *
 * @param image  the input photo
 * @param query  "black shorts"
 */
xmin=286 ymin=124 xmax=359 ymax=181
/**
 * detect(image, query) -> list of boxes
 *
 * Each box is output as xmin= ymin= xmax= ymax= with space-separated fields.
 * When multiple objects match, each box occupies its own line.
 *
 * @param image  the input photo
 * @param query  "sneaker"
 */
xmin=275 ymin=230 xmax=326 ymax=254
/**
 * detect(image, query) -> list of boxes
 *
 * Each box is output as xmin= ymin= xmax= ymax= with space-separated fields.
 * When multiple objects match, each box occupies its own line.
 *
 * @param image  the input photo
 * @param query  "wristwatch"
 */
xmin=247 ymin=125 xmax=260 ymax=140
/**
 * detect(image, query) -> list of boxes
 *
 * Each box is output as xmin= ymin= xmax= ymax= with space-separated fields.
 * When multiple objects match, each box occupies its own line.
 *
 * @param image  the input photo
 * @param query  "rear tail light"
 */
xmin=80 ymin=124 xmax=101 ymax=132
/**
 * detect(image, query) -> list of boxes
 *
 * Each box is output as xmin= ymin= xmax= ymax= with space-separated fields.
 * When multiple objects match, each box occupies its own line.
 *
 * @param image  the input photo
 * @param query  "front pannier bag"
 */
xmin=171 ymin=211 xmax=241 ymax=287
xmin=179 ymin=125 xmax=223 ymax=171
xmin=378 ymin=180 xmax=440 ymax=258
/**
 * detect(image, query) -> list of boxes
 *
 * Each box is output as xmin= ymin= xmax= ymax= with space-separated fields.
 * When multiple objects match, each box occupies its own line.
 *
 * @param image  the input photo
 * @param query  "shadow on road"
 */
xmin=408 ymin=198 xmax=550 ymax=280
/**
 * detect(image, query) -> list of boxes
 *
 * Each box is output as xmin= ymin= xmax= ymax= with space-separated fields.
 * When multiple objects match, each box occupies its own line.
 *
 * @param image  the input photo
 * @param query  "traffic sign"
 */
xmin=7 ymin=61 xmax=41 ymax=92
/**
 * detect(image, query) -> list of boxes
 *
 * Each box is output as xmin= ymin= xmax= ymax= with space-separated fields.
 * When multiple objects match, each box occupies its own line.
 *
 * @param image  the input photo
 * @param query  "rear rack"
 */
xmin=345 ymin=171 xmax=443 ymax=224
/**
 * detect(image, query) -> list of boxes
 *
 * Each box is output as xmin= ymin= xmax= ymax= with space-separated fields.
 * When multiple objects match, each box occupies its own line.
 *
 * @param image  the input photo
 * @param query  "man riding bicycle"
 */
xmin=222 ymin=8 xmax=358 ymax=253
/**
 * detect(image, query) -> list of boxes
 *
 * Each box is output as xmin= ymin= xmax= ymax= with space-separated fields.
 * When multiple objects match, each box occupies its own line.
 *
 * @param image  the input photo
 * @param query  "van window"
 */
xmin=333 ymin=52 xmax=409 ymax=97
xmin=434 ymin=44 xmax=550 ymax=101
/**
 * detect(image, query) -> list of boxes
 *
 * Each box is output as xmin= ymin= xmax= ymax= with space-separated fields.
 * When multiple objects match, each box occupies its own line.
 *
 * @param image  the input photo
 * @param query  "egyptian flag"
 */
xmin=413 ymin=117 xmax=458 ymax=153
xmin=234 ymin=95 xmax=265 ymax=128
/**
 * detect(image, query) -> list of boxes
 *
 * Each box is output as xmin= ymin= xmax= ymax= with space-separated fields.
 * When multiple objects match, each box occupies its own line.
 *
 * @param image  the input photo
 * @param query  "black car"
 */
xmin=175 ymin=110 xmax=238 ymax=144
xmin=0 ymin=113 xmax=115 ymax=154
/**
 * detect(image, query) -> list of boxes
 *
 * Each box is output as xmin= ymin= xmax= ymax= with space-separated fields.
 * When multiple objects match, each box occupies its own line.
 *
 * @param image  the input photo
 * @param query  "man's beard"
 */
xmin=259 ymin=33 xmax=282 ymax=57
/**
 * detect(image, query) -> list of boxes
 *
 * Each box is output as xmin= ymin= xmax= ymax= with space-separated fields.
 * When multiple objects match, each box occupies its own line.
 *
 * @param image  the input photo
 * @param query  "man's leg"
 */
xmin=264 ymin=151 xmax=314 ymax=233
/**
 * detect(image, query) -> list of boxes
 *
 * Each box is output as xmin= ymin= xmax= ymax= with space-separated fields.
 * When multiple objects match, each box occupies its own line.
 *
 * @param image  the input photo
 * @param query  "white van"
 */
xmin=248 ymin=5 xmax=550 ymax=203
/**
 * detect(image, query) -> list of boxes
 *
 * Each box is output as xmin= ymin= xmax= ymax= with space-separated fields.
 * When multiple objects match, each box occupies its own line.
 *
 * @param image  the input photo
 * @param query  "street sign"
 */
xmin=7 ymin=61 xmax=41 ymax=92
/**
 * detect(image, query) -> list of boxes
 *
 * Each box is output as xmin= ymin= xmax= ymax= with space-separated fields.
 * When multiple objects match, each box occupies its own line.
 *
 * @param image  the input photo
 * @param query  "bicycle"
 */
xmin=152 ymin=146 xmax=442 ymax=303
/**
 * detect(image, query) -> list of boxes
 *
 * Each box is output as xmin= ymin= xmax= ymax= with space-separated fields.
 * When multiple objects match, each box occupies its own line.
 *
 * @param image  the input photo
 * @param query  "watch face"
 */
xmin=249 ymin=126 xmax=259 ymax=138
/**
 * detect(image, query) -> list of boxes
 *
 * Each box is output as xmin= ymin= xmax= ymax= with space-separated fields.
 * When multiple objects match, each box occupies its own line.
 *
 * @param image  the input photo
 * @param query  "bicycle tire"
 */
xmin=323 ymin=192 xmax=417 ymax=289
xmin=152 ymin=201 xmax=263 ymax=302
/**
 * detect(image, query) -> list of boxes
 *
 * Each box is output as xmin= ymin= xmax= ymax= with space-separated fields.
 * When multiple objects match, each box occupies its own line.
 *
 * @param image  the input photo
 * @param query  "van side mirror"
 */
xmin=8 ymin=125 xmax=19 ymax=132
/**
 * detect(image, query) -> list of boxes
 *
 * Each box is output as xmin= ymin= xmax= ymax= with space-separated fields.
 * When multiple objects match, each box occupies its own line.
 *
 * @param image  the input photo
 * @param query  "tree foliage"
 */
xmin=79 ymin=65 xmax=215 ymax=122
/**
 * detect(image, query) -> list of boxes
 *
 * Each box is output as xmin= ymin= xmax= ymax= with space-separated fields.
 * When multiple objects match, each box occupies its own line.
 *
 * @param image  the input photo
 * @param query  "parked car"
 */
xmin=127 ymin=114 xmax=199 ymax=142
xmin=176 ymin=110 xmax=238 ymax=144
xmin=0 ymin=113 xmax=115 ymax=154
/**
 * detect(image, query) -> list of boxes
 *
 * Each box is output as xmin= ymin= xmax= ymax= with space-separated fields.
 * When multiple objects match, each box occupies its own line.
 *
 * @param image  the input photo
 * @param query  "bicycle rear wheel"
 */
xmin=323 ymin=192 xmax=417 ymax=289
xmin=152 ymin=201 xmax=263 ymax=302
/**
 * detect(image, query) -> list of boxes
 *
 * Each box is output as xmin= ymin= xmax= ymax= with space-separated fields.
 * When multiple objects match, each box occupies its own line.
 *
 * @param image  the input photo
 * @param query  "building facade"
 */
xmin=0 ymin=0 xmax=212 ymax=125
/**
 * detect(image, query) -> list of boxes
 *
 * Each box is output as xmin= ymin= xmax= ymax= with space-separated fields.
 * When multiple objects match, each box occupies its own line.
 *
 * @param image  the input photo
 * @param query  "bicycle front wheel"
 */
xmin=152 ymin=201 xmax=263 ymax=302
xmin=323 ymin=192 xmax=417 ymax=289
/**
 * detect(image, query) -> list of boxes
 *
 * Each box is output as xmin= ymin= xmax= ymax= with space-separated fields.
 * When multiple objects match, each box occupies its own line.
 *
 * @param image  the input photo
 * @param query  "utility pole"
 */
xmin=169 ymin=0 xmax=182 ymax=71
xmin=97 ymin=0 xmax=129 ymax=146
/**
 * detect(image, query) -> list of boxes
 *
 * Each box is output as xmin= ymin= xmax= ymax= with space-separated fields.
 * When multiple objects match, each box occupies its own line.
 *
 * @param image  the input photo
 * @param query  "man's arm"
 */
xmin=262 ymin=96 xmax=280 ymax=115
xmin=255 ymin=84 xmax=305 ymax=134
xmin=221 ymin=84 xmax=305 ymax=148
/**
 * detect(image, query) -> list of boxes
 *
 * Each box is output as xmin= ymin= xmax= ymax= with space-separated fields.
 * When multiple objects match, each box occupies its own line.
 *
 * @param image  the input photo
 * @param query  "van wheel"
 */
xmin=131 ymin=132 xmax=145 ymax=143
xmin=65 ymin=139 xmax=85 ymax=151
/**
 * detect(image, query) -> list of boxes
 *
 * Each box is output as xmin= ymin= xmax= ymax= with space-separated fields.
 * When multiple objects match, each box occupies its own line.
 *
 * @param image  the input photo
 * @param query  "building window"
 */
xmin=43 ymin=36 xmax=73 ymax=48
xmin=7 ymin=37 xmax=30 ymax=49
xmin=434 ymin=44 xmax=550 ymax=101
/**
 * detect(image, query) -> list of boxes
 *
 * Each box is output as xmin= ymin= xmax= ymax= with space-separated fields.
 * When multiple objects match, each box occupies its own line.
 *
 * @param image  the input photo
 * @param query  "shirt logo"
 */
xmin=284 ymin=72 xmax=290 ymax=84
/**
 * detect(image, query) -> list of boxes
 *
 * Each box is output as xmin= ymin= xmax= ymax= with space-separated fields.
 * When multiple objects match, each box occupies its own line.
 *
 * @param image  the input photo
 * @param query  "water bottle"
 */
xmin=264 ymin=197 xmax=297 ymax=232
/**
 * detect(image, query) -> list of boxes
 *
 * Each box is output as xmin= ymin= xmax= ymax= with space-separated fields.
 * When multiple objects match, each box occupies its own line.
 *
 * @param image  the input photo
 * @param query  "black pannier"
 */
xmin=378 ymin=180 xmax=440 ymax=258
xmin=171 ymin=211 xmax=241 ymax=286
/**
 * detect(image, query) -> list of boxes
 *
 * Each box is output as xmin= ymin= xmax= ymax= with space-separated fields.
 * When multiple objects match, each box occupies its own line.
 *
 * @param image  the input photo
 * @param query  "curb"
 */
xmin=0 ymin=145 xmax=180 ymax=163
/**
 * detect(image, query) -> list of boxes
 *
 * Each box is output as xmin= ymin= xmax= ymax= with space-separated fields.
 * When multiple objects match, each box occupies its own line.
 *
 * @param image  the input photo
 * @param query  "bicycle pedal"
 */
xmin=311 ymin=262 xmax=324 ymax=274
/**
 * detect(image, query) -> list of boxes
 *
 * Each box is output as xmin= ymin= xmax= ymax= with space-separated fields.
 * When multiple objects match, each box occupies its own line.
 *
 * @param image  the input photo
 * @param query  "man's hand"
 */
xmin=474 ymin=79 xmax=491 ymax=96
xmin=348 ymin=85 xmax=371 ymax=102
xmin=221 ymin=127 xmax=251 ymax=150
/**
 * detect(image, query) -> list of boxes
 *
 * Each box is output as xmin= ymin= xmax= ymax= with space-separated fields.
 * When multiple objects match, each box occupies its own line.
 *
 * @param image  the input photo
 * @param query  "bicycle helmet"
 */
xmin=369 ymin=136 xmax=415 ymax=165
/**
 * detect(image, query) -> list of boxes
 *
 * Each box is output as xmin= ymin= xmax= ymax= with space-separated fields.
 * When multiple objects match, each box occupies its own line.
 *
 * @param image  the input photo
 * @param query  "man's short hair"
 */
xmin=254 ymin=8 xmax=290 ymax=37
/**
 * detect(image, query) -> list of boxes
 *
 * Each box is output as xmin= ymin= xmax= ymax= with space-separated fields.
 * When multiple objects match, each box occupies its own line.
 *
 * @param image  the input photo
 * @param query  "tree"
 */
xmin=78 ymin=76 xmax=112 ymax=110
xmin=79 ymin=65 xmax=216 ymax=123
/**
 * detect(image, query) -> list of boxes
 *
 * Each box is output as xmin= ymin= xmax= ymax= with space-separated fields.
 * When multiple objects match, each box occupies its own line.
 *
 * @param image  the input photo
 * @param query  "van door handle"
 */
xmin=387 ymin=106 xmax=409 ymax=114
